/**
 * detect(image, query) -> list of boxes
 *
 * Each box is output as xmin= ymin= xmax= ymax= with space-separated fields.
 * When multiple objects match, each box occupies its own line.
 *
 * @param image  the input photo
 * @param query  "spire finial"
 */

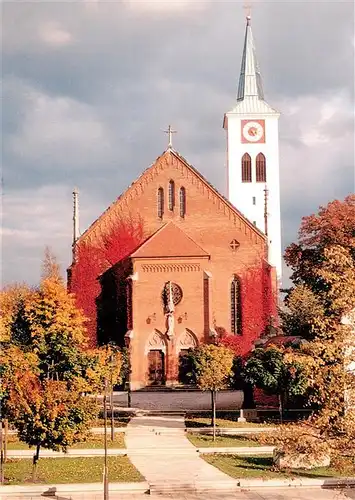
xmin=164 ymin=125 xmax=177 ymax=149
xmin=72 ymin=188 xmax=80 ymax=251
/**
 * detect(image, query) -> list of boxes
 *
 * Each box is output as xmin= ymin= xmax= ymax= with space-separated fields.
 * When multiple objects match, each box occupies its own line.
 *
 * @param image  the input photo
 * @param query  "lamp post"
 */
xmin=110 ymin=354 xmax=115 ymax=442
xmin=103 ymin=378 xmax=109 ymax=500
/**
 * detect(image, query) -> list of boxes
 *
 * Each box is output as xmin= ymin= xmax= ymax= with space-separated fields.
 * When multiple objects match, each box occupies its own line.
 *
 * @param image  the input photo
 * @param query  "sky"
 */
xmin=2 ymin=0 xmax=355 ymax=287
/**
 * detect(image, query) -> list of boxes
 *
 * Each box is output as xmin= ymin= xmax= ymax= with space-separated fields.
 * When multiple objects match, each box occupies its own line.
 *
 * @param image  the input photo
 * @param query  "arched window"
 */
xmin=256 ymin=153 xmax=266 ymax=182
xmin=231 ymin=275 xmax=242 ymax=335
xmin=179 ymin=187 xmax=186 ymax=218
xmin=157 ymin=187 xmax=164 ymax=219
xmin=241 ymin=153 xmax=252 ymax=182
xmin=168 ymin=180 xmax=175 ymax=211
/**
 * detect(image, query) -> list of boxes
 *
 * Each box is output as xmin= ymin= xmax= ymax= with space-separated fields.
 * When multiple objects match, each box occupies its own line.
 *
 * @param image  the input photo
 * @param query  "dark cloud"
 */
xmin=2 ymin=0 xmax=354 ymax=286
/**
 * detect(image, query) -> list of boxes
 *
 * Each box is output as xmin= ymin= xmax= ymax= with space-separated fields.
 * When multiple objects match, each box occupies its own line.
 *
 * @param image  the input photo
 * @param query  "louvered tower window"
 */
xmin=231 ymin=275 xmax=242 ymax=335
xmin=157 ymin=187 xmax=164 ymax=219
xmin=241 ymin=153 xmax=252 ymax=182
xmin=256 ymin=153 xmax=266 ymax=182
xmin=168 ymin=180 xmax=175 ymax=210
xmin=179 ymin=187 xmax=186 ymax=218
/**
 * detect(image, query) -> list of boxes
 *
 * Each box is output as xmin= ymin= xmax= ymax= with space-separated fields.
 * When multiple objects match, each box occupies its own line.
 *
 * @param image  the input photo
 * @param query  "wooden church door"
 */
xmin=148 ymin=350 xmax=165 ymax=385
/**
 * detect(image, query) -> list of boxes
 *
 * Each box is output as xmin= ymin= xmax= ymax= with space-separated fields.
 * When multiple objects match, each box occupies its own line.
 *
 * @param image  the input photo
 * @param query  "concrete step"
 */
xmin=149 ymin=480 xmax=239 ymax=494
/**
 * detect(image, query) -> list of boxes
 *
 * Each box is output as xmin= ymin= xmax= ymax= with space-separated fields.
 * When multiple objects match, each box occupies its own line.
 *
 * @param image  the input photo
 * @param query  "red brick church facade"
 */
xmin=69 ymin=149 xmax=277 ymax=390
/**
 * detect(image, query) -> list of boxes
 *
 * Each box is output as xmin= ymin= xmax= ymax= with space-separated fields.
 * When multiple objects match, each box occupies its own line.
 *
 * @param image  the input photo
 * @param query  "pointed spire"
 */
xmin=72 ymin=188 xmax=80 ymax=247
xmin=237 ymin=15 xmax=264 ymax=101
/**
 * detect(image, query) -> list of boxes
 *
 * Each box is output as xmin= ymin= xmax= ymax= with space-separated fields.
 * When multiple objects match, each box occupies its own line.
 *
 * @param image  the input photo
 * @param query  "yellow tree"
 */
xmin=22 ymin=250 xmax=88 ymax=382
xmin=0 ymin=284 xmax=33 ymax=344
xmin=192 ymin=344 xmax=234 ymax=441
xmin=1 ymin=345 xmax=97 ymax=478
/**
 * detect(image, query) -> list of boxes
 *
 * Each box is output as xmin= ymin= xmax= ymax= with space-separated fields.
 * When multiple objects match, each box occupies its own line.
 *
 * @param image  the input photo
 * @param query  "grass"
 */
xmin=202 ymin=454 xmax=355 ymax=480
xmin=4 ymin=456 xmax=143 ymax=485
xmin=187 ymin=434 xmax=261 ymax=448
xmin=185 ymin=417 xmax=270 ymax=428
xmin=7 ymin=433 xmax=125 ymax=450
xmin=92 ymin=417 xmax=130 ymax=427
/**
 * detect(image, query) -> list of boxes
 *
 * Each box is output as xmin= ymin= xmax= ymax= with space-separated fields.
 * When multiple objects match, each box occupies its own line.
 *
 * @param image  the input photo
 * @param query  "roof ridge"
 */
xmin=131 ymin=221 xmax=210 ymax=259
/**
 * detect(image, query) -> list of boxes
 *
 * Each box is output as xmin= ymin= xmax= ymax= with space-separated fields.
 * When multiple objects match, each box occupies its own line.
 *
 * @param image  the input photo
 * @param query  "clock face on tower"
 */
xmin=241 ymin=119 xmax=265 ymax=144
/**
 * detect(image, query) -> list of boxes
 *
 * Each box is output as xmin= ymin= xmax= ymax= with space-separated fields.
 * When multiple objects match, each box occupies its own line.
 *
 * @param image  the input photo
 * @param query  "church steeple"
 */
xmin=237 ymin=16 xmax=264 ymax=101
xmin=223 ymin=13 xmax=282 ymax=281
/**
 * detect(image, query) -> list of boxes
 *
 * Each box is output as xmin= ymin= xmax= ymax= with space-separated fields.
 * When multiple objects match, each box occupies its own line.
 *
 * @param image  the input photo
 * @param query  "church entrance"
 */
xmin=148 ymin=350 xmax=165 ymax=385
xmin=178 ymin=349 xmax=191 ymax=385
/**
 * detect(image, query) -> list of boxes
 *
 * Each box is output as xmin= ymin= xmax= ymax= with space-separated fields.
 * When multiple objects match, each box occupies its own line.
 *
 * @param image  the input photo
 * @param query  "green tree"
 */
xmin=191 ymin=344 xmax=234 ymax=440
xmin=244 ymin=346 xmax=308 ymax=422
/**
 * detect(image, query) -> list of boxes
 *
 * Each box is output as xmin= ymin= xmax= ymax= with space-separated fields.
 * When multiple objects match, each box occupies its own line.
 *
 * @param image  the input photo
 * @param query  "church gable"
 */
xmin=77 ymin=149 xmax=266 ymax=249
xmin=131 ymin=222 xmax=210 ymax=259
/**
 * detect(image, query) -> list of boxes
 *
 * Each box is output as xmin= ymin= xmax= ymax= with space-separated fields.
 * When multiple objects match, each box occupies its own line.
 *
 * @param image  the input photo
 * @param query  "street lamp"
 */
xmin=110 ymin=353 xmax=115 ymax=442
xmin=103 ymin=378 xmax=109 ymax=500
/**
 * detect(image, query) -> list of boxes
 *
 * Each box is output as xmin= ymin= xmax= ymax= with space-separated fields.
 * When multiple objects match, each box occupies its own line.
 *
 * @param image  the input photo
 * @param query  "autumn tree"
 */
xmin=191 ymin=344 xmax=234 ymax=440
xmin=22 ymin=253 xmax=88 ymax=382
xmin=1 ymin=346 xmax=96 ymax=478
xmin=0 ymin=284 xmax=33 ymax=345
xmin=272 ymin=196 xmax=355 ymax=467
xmin=280 ymin=284 xmax=324 ymax=340
xmin=244 ymin=346 xmax=308 ymax=422
xmin=0 ymin=250 xmax=124 ymax=474
xmin=284 ymin=194 xmax=355 ymax=295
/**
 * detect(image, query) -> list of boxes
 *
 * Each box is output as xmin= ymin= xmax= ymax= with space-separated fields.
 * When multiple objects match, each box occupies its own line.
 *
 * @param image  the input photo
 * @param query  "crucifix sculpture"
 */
xmin=164 ymin=125 xmax=177 ymax=149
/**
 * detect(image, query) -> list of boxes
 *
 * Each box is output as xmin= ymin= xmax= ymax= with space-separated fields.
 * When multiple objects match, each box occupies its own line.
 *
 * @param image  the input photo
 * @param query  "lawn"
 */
xmin=4 ymin=456 xmax=143 ymax=485
xmin=187 ymin=434 xmax=261 ymax=448
xmin=7 ymin=433 xmax=125 ymax=450
xmin=93 ymin=417 xmax=130 ymax=427
xmin=203 ymin=454 xmax=355 ymax=479
xmin=185 ymin=417 xmax=269 ymax=428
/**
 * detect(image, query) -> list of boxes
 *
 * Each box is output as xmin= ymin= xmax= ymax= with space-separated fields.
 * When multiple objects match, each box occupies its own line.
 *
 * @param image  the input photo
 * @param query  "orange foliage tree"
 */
xmin=261 ymin=196 xmax=355 ymax=468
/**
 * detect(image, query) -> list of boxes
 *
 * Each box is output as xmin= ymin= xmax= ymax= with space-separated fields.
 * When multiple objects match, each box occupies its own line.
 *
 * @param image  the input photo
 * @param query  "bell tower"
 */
xmin=223 ymin=15 xmax=282 ymax=280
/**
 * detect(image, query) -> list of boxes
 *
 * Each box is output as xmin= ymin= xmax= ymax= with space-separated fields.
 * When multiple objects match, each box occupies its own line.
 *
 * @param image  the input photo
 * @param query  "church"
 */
xmin=68 ymin=16 xmax=282 ymax=390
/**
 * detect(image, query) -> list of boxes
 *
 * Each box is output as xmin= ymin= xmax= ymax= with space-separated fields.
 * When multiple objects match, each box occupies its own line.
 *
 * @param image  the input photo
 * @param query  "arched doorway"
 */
xmin=146 ymin=330 xmax=167 ymax=386
xmin=177 ymin=330 xmax=198 ymax=385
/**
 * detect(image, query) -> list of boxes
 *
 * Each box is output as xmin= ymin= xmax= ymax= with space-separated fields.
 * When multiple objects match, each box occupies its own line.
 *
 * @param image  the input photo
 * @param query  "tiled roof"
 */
xmin=131 ymin=222 xmax=210 ymax=259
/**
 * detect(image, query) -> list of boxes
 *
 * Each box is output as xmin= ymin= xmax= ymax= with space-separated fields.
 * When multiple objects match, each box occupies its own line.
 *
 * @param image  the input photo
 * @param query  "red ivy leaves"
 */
xmin=216 ymin=263 xmax=278 ymax=357
xmin=70 ymin=215 xmax=144 ymax=347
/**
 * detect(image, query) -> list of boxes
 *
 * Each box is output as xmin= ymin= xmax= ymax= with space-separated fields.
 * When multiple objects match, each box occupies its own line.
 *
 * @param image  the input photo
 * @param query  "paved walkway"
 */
xmin=1 ymin=490 xmax=354 ymax=500
xmin=125 ymin=415 xmax=237 ymax=490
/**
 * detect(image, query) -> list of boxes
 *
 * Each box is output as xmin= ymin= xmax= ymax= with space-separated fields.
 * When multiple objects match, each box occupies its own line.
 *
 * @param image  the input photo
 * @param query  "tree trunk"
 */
xmin=4 ymin=420 xmax=8 ymax=462
xmin=278 ymin=393 xmax=283 ymax=424
xmin=32 ymin=444 xmax=40 ymax=481
xmin=242 ymin=382 xmax=255 ymax=409
xmin=211 ymin=390 xmax=217 ymax=442
xmin=0 ymin=420 xmax=4 ymax=484
xmin=110 ymin=377 xmax=114 ymax=441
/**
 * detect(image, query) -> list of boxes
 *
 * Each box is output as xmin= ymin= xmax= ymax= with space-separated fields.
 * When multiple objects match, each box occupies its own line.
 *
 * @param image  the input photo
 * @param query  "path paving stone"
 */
xmin=125 ymin=415 xmax=238 ymax=491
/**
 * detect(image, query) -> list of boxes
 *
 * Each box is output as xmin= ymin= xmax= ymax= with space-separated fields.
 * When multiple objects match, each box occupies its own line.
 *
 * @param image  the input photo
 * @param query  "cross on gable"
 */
xmin=164 ymin=125 xmax=177 ymax=149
